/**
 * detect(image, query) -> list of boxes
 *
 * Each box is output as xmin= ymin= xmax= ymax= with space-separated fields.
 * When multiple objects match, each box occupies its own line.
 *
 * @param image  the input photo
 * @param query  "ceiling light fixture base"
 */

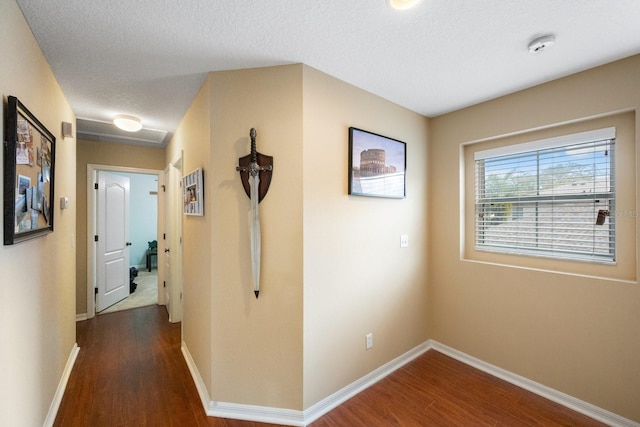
xmin=388 ymin=0 xmax=421 ymax=11
xmin=113 ymin=115 xmax=143 ymax=132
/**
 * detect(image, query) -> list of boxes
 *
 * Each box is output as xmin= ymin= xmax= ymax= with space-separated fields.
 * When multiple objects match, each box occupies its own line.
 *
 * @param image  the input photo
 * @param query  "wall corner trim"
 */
xmin=429 ymin=340 xmax=640 ymax=427
xmin=44 ymin=343 xmax=80 ymax=427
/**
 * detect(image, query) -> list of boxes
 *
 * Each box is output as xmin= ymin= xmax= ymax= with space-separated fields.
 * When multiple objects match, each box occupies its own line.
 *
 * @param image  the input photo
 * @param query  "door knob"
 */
xmin=164 ymin=248 xmax=170 ymax=253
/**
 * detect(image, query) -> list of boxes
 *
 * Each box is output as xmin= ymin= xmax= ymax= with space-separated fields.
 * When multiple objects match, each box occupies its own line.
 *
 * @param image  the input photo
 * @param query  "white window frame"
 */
xmin=474 ymin=127 xmax=616 ymax=263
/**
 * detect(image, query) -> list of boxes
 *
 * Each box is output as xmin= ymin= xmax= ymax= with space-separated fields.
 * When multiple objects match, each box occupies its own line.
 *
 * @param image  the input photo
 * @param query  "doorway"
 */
xmin=86 ymin=164 xmax=163 ymax=318
xmin=100 ymin=171 xmax=159 ymax=314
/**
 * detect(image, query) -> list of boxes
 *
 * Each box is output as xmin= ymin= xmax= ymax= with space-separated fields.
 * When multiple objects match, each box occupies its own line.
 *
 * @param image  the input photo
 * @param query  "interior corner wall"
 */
xmin=75 ymin=139 xmax=165 ymax=315
xmin=429 ymin=54 xmax=640 ymax=422
xmin=165 ymin=75 xmax=213 ymax=402
xmin=301 ymin=65 xmax=430 ymax=409
xmin=207 ymin=65 xmax=304 ymax=409
xmin=174 ymin=64 xmax=429 ymax=413
xmin=0 ymin=0 xmax=77 ymax=425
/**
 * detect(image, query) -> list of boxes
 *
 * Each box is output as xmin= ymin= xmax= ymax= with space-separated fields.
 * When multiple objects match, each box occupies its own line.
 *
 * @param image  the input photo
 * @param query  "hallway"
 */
xmin=54 ymin=306 xmax=275 ymax=426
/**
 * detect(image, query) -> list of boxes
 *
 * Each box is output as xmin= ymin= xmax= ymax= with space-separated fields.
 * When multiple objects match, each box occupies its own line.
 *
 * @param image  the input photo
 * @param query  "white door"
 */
xmin=96 ymin=172 xmax=130 ymax=312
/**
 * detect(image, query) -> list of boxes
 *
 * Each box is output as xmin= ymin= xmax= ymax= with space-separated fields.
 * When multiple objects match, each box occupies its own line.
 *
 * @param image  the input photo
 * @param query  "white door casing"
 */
xmin=163 ymin=166 xmax=172 ymax=317
xmin=96 ymin=171 xmax=130 ymax=312
xmin=163 ymin=155 xmax=184 ymax=323
xmin=86 ymin=164 xmax=163 ymax=319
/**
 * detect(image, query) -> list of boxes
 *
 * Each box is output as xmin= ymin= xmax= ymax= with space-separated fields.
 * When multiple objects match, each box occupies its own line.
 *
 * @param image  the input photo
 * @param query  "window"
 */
xmin=474 ymin=128 xmax=616 ymax=263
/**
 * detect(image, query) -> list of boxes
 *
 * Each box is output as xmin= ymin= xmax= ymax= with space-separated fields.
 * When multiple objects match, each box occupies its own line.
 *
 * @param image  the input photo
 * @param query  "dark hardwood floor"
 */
xmin=55 ymin=305 xmax=605 ymax=426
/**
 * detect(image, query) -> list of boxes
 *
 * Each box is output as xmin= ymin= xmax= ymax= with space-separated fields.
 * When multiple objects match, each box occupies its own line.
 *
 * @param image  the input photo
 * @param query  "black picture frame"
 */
xmin=4 ymin=96 xmax=56 ymax=244
xmin=348 ymin=127 xmax=406 ymax=198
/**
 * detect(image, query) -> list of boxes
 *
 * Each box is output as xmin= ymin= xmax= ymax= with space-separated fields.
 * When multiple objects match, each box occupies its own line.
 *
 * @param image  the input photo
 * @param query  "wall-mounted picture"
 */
xmin=183 ymin=168 xmax=204 ymax=216
xmin=348 ymin=127 xmax=406 ymax=199
xmin=4 ymin=96 xmax=56 ymax=245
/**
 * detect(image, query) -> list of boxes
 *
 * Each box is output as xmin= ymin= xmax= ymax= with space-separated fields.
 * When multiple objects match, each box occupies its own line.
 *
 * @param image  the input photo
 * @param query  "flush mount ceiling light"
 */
xmin=388 ymin=0 xmax=421 ymax=10
xmin=528 ymin=35 xmax=556 ymax=54
xmin=113 ymin=114 xmax=142 ymax=132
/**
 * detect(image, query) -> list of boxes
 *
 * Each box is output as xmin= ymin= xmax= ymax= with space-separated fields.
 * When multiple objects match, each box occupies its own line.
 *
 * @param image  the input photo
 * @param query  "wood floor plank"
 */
xmin=54 ymin=306 xmax=608 ymax=426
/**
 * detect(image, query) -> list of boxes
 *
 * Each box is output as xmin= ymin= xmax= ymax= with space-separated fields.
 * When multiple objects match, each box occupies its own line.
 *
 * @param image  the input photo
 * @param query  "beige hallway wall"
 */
xmin=0 ymin=0 xmax=77 ymax=424
xmin=165 ymin=76 xmax=213 ymax=399
xmin=302 ymin=65 xmax=430 ymax=408
xmin=206 ymin=65 xmax=304 ymax=409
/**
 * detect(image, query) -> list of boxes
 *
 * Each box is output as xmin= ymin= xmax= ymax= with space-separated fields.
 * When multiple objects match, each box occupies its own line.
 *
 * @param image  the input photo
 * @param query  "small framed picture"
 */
xmin=348 ymin=127 xmax=406 ymax=199
xmin=183 ymin=168 xmax=204 ymax=216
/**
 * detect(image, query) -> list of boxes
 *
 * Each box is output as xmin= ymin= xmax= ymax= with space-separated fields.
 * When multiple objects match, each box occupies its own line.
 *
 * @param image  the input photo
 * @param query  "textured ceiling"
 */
xmin=15 ymin=0 xmax=640 ymax=146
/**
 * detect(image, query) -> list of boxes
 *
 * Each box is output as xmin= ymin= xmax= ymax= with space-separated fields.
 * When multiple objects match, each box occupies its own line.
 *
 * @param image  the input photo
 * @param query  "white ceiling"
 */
xmin=15 ymin=0 xmax=640 ymax=146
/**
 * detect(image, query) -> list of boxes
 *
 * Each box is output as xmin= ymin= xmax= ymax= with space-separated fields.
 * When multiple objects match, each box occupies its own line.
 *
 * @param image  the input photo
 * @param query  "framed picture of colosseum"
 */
xmin=348 ymin=127 xmax=406 ymax=198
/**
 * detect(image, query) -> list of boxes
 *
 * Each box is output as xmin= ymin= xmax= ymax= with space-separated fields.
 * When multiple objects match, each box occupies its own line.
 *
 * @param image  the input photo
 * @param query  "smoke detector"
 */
xmin=528 ymin=35 xmax=555 ymax=54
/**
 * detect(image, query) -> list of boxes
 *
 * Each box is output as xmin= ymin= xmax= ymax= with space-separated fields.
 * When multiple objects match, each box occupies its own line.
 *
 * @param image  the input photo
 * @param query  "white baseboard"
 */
xmin=209 ymin=402 xmax=305 ymax=426
xmin=181 ymin=342 xmax=211 ymax=412
xmin=76 ymin=313 xmax=88 ymax=322
xmin=181 ymin=339 xmax=639 ymax=427
xmin=43 ymin=343 xmax=80 ymax=427
xmin=302 ymin=341 xmax=431 ymax=425
xmin=428 ymin=340 xmax=640 ymax=427
xmin=181 ymin=340 xmax=430 ymax=426
xmin=181 ymin=342 xmax=305 ymax=425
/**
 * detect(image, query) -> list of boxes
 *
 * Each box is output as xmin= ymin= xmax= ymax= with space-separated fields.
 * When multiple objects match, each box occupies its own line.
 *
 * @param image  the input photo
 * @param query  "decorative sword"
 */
xmin=236 ymin=128 xmax=273 ymax=298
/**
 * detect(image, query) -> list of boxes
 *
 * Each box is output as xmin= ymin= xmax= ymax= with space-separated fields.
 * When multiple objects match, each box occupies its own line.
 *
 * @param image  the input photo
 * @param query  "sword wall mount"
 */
xmin=236 ymin=128 xmax=273 ymax=202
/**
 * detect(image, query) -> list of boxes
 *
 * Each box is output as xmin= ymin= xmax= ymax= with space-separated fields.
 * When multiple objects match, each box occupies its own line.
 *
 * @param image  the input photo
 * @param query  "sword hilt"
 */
xmin=236 ymin=128 xmax=272 ymax=177
xmin=250 ymin=128 xmax=257 ymax=164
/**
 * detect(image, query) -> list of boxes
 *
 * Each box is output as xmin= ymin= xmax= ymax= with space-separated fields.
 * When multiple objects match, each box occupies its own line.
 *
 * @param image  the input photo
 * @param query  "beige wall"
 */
xmin=429 ymin=55 xmax=640 ymax=421
xmin=168 ymin=65 xmax=306 ymax=409
xmin=165 ymin=76 xmax=212 ymax=397
xmin=207 ymin=65 xmax=304 ymax=409
xmin=75 ymin=139 xmax=165 ymax=315
xmin=0 ymin=0 xmax=77 ymax=424
xmin=302 ymin=66 xmax=430 ymax=408
xmin=168 ymin=65 xmax=305 ymax=409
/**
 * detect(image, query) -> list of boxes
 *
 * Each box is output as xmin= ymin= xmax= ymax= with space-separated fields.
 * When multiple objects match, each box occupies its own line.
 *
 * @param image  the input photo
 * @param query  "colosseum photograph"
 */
xmin=348 ymin=127 xmax=406 ymax=198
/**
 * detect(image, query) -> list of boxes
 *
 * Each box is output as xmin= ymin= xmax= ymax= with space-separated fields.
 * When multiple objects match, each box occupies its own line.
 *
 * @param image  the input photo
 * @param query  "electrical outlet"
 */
xmin=400 ymin=234 xmax=409 ymax=248
xmin=366 ymin=333 xmax=373 ymax=350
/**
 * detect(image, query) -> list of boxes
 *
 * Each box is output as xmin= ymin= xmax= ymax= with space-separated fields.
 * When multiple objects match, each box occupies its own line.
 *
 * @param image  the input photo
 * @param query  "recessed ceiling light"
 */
xmin=528 ymin=35 xmax=555 ymax=54
xmin=388 ymin=0 xmax=421 ymax=11
xmin=113 ymin=115 xmax=143 ymax=132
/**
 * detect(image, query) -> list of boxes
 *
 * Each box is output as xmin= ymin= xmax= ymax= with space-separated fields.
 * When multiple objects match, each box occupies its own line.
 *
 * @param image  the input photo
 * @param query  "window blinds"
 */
xmin=474 ymin=128 xmax=616 ymax=262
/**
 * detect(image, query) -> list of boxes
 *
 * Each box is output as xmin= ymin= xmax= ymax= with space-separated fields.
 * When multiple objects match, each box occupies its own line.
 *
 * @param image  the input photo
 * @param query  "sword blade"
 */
xmin=249 ymin=173 xmax=261 ymax=298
